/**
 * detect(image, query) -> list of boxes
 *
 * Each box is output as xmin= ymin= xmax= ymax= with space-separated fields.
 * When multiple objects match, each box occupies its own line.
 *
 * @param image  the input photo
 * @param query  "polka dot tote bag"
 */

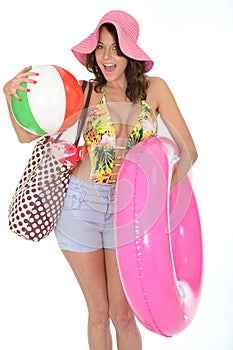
xmin=8 ymin=81 xmax=92 ymax=242
xmin=8 ymin=136 xmax=74 ymax=241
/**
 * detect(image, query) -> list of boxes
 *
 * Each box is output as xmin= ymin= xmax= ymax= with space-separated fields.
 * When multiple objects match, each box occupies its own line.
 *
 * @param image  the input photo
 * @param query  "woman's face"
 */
xmin=95 ymin=26 xmax=128 ymax=82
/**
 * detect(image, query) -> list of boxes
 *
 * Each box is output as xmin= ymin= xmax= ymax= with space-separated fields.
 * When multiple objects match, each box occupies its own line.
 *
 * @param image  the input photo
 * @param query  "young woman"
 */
xmin=3 ymin=10 xmax=197 ymax=350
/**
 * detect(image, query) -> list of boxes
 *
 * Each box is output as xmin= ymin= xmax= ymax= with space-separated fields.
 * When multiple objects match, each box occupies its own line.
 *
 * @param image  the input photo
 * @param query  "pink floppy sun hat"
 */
xmin=71 ymin=10 xmax=154 ymax=73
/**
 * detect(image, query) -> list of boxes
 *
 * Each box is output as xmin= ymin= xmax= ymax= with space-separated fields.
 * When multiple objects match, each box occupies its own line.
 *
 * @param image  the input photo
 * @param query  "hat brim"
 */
xmin=71 ymin=23 xmax=154 ymax=73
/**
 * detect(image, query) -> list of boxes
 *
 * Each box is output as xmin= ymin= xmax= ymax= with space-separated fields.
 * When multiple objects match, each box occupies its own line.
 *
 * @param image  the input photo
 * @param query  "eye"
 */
xmin=96 ymin=43 xmax=103 ymax=50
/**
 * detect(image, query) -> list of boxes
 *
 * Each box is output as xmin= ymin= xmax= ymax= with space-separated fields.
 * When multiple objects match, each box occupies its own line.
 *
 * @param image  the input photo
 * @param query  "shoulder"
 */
xmin=147 ymin=76 xmax=171 ymax=94
xmin=79 ymin=80 xmax=94 ymax=98
xmin=146 ymin=76 xmax=172 ymax=110
xmin=79 ymin=80 xmax=102 ymax=107
xmin=147 ymin=76 xmax=176 ymax=104
xmin=78 ymin=80 xmax=92 ymax=93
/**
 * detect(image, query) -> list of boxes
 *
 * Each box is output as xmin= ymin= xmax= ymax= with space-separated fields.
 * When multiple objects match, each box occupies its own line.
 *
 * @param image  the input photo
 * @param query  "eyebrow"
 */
xmin=97 ymin=41 xmax=116 ymax=45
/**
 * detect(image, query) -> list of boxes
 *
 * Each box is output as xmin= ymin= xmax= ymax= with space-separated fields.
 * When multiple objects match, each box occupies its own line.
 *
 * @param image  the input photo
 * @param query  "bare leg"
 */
xmin=104 ymin=249 xmax=142 ymax=350
xmin=62 ymin=249 xmax=112 ymax=350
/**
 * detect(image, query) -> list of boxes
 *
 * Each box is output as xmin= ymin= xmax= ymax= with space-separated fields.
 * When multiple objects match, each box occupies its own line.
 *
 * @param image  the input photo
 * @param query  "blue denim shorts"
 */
xmin=54 ymin=175 xmax=116 ymax=252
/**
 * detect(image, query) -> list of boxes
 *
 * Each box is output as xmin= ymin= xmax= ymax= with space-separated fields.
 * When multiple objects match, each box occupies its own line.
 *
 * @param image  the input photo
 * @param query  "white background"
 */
xmin=0 ymin=0 xmax=232 ymax=349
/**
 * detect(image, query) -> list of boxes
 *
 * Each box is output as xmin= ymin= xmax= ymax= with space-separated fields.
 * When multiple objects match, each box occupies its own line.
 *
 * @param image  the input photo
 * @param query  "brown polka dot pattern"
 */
xmin=8 ymin=137 xmax=73 ymax=242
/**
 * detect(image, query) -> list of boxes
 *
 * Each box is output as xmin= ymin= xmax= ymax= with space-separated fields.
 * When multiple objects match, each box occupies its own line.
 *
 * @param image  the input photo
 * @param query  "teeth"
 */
xmin=104 ymin=64 xmax=114 ymax=67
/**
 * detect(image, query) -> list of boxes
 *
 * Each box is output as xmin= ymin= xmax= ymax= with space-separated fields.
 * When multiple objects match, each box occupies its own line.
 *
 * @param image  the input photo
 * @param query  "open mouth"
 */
xmin=103 ymin=63 xmax=116 ymax=72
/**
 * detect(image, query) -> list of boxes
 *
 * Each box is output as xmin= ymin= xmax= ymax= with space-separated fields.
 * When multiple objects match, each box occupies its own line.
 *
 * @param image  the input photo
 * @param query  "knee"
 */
xmin=88 ymin=306 xmax=110 ymax=328
xmin=110 ymin=309 xmax=136 ymax=332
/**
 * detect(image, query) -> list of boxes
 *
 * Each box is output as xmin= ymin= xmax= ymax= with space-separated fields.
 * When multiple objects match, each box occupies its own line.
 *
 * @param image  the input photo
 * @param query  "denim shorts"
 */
xmin=54 ymin=175 xmax=116 ymax=252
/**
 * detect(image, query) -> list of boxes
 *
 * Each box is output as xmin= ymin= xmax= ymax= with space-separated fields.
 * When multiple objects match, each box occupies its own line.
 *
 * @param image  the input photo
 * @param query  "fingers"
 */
xmin=20 ymin=65 xmax=39 ymax=78
xmin=5 ymin=66 xmax=39 ymax=101
xmin=21 ymin=65 xmax=33 ymax=73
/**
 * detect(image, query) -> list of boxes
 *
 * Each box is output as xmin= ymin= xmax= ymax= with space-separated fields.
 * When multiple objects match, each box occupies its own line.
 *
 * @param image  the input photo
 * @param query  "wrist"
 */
xmin=3 ymin=83 xmax=12 ymax=103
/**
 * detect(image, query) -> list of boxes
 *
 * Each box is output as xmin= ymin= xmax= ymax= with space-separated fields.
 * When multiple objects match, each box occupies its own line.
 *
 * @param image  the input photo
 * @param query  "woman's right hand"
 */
xmin=3 ymin=65 xmax=39 ymax=103
xmin=3 ymin=66 xmax=40 ymax=143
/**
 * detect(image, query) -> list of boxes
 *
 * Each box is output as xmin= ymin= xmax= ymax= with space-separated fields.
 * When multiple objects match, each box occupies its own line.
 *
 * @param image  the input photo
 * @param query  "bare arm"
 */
xmin=150 ymin=77 xmax=198 ymax=189
xmin=3 ymin=66 xmax=41 ymax=143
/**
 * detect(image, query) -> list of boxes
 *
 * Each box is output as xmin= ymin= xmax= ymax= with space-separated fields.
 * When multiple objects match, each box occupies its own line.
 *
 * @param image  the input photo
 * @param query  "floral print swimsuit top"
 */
xmin=83 ymin=86 xmax=158 ymax=184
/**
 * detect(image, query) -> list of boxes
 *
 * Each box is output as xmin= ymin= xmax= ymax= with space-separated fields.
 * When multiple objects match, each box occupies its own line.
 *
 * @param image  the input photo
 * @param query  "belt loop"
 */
xmin=108 ymin=185 xmax=115 ymax=202
xmin=76 ymin=178 xmax=86 ymax=200
xmin=81 ymin=190 xmax=86 ymax=201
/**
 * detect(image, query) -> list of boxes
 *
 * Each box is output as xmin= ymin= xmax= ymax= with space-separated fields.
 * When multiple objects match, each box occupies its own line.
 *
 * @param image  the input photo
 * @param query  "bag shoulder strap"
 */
xmin=74 ymin=81 xmax=93 ymax=146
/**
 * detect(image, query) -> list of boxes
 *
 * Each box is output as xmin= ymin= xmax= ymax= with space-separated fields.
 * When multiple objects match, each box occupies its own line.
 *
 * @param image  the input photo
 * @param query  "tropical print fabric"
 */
xmin=83 ymin=96 xmax=158 ymax=183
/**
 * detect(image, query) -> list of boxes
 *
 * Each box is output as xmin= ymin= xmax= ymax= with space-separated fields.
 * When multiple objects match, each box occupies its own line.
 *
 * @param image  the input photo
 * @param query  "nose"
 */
xmin=103 ymin=47 xmax=111 ymax=59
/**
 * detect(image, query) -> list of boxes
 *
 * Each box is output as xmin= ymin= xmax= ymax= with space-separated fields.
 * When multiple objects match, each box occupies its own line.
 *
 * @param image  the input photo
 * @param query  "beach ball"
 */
xmin=11 ymin=65 xmax=84 ymax=135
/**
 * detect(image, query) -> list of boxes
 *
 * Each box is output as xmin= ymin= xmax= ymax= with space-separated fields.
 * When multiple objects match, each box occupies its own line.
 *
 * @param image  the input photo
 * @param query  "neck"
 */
xmin=104 ymin=83 xmax=129 ymax=103
xmin=105 ymin=77 xmax=127 ymax=90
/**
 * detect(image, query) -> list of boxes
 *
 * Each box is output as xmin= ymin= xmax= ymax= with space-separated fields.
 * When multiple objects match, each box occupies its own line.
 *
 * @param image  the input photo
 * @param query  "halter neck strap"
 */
xmin=103 ymin=84 xmax=107 ymax=98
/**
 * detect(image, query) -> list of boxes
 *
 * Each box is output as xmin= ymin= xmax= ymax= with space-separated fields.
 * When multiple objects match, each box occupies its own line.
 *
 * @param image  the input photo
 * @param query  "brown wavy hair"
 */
xmin=85 ymin=23 xmax=149 ymax=103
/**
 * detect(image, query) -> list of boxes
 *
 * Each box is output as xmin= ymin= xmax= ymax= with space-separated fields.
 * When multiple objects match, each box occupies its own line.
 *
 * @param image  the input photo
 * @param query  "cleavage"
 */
xmin=106 ymin=101 xmax=141 ymax=141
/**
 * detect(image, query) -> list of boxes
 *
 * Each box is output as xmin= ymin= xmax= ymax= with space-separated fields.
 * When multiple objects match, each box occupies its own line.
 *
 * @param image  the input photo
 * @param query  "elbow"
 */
xmin=18 ymin=138 xmax=31 ymax=144
xmin=192 ymin=148 xmax=198 ymax=165
xmin=15 ymin=129 xmax=40 ymax=144
xmin=179 ymin=144 xmax=198 ymax=166
xmin=189 ymin=147 xmax=198 ymax=166
xmin=17 ymin=134 xmax=39 ymax=144
xmin=17 ymin=135 xmax=29 ymax=143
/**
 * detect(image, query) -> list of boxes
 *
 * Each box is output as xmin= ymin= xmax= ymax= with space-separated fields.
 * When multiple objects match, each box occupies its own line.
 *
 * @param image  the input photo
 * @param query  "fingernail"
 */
xmin=33 ymin=80 xmax=37 ymax=84
xmin=27 ymin=88 xmax=30 ymax=92
xmin=35 ymin=73 xmax=40 ymax=76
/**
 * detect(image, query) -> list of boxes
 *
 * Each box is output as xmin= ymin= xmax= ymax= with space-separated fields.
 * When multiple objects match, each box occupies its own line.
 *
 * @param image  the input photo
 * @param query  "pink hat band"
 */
xmin=71 ymin=10 xmax=154 ymax=73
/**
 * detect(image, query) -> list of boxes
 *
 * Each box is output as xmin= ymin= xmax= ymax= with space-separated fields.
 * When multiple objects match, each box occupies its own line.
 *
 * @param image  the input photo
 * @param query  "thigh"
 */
xmin=62 ymin=249 xmax=109 ymax=312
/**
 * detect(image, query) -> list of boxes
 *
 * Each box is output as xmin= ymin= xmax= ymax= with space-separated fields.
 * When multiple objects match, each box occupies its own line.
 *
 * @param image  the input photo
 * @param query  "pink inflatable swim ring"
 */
xmin=114 ymin=136 xmax=203 ymax=337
